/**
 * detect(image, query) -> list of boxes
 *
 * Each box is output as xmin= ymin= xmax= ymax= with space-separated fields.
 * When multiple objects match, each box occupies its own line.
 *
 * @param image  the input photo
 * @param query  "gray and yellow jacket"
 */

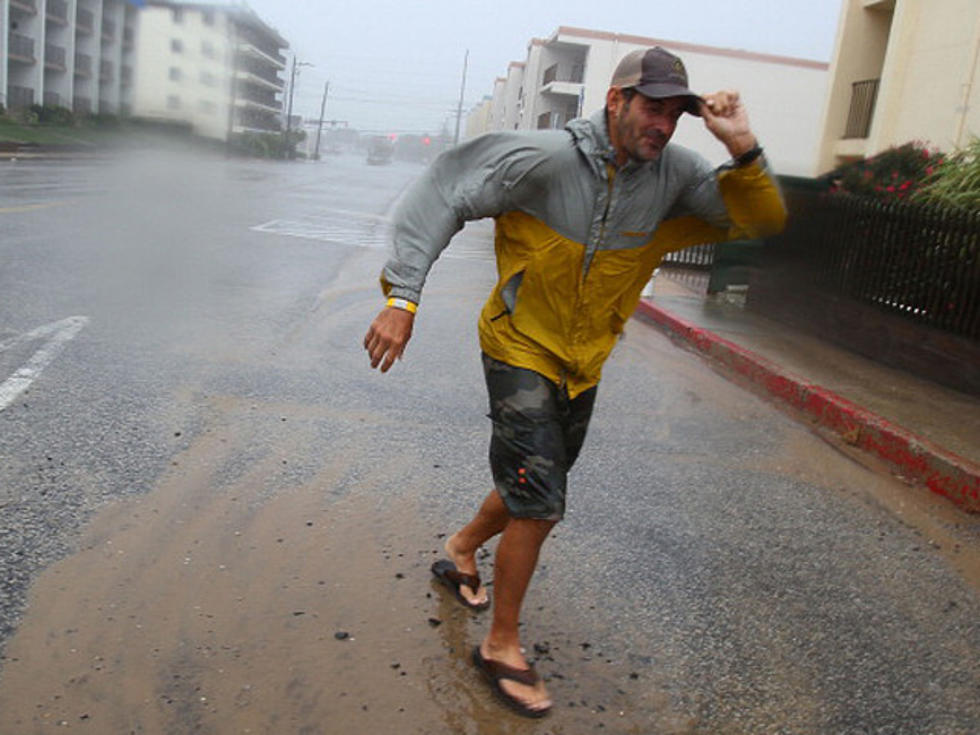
xmin=381 ymin=108 xmax=786 ymax=397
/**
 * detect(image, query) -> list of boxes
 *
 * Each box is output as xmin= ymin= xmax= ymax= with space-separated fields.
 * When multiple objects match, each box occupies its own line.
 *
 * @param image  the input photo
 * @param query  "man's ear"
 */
xmin=606 ymin=87 xmax=623 ymax=117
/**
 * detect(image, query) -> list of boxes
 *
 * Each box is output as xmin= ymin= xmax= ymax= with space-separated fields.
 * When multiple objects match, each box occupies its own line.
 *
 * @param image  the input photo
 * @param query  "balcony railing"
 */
xmin=121 ymin=66 xmax=133 ymax=86
xmin=45 ymin=43 xmax=67 ymax=69
xmin=8 ymin=85 xmax=35 ymax=108
xmin=10 ymin=0 xmax=37 ymax=14
xmin=844 ymin=78 xmax=880 ymax=139
xmin=123 ymin=27 xmax=135 ymax=46
xmin=76 ymin=7 xmax=94 ymax=32
xmin=100 ymin=59 xmax=113 ymax=82
xmin=46 ymin=0 xmax=68 ymax=23
xmin=102 ymin=18 xmax=116 ymax=40
xmin=43 ymin=91 xmax=62 ymax=106
xmin=8 ymin=33 xmax=36 ymax=62
xmin=74 ymin=52 xmax=92 ymax=76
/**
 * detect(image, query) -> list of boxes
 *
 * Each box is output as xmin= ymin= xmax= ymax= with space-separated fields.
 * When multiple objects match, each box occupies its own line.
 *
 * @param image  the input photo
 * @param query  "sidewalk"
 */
xmin=634 ymin=272 xmax=980 ymax=513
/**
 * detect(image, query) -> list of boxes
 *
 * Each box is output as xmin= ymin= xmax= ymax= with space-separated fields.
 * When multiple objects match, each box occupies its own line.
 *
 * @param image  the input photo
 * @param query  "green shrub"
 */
xmin=37 ymin=105 xmax=75 ymax=125
xmin=912 ymin=137 xmax=980 ymax=213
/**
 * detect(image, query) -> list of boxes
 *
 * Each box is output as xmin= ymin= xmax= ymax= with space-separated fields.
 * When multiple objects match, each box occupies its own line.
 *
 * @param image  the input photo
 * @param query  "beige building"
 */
xmin=468 ymin=26 xmax=829 ymax=176
xmin=817 ymin=0 xmax=980 ymax=173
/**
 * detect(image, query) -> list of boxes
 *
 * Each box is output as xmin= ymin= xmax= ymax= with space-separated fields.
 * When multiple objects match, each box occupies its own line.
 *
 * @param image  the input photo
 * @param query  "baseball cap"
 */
xmin=610 ymin=47 xmax=703 ymax=116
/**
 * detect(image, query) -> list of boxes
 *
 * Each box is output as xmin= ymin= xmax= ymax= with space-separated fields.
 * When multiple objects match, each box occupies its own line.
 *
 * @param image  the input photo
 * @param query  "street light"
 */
xmin=283 ymin=56 xmax=313 ymax=158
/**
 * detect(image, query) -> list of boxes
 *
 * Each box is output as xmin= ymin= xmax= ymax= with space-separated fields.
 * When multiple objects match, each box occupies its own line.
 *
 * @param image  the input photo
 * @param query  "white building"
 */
xmin=1 ymin=0 xmax=287 ymax=141
xmin=1 ymin=0 xmax=139 ymax=114
xmin=468 ymin=26 xmax=830 ymax=176
xmin=131 ymin=1 xmax=287 ymax=141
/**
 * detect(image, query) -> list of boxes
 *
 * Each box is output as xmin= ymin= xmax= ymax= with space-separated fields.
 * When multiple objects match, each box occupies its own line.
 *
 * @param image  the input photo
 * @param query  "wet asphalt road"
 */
xmin=0 ymin=146 xmax=978 ymax=734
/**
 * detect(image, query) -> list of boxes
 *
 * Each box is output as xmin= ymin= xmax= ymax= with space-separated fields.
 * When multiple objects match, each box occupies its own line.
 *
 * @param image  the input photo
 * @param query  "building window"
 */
xmin=169 ymin=66 xmax=182 ymax=81
xmin=167 ymin=95 xmax=181 ymax=109
xmin=202 ymin=10 xmax=214 ymax=25
xmin=199 ymin=100 xmax=216 ymax=114
xmin=171 ymin=38 xmax=183 ymax=53
xmin=172 ymin=8 xmax=183 ymax=24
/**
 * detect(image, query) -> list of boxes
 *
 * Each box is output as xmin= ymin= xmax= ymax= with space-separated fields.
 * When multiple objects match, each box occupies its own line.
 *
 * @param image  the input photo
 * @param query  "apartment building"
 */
xmin=1 ymin=0 xmax=139 ymax=113
xmin=133 ymin=1 xmax=287 ymax=141
xmin=1 ymin=0 xmax=287 ymax=141
xmin=469 ymin=26 xmax=830 ymax=176
xmin=817 ymin=0 xmax=980 ymax=173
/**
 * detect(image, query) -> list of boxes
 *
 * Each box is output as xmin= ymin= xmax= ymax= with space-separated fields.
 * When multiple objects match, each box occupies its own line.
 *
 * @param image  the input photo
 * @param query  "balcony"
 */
xmin=236 ymin=86 xmax=280 ymax=112
xmin=73 ymin=96 xmax=92 ymax=114
xmin=843 ymin=78 xmax=880 ymax=139
xmin=237 ymin=57 xmax=283 ymax=88
xmin=8 ymin=85 xmax=35 ymax=109
xmin=44 ymin=43 xmax=67 ymax=70
xmin=121 ymin=66 xmax=133 ymax=86
xmin=102 ymin=18 xmax=116 ymax=41
xmin=76 ymin=7 xmax=94 ymax=33
xmin=46 ymin=0 xmax=68 ymax=24
xmin=74 ymin=52 xmax=93 ymax=77
xmin=123 ymin=27 xmax=135 ymax=47
xmin=540 ymin=62 xmax=584 ymax=98
xmin=99 ymin=59 xmax=114 ymax=83
xmin=43 ymin=91 xmax=62 ymax=106
xmin=8 ymin=33 xmax=36 ymax=63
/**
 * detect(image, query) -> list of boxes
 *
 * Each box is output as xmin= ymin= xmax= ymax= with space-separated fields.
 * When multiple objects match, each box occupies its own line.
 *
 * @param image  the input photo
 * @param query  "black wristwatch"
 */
xmin=733 ymin=144 xmax=764 ymax=167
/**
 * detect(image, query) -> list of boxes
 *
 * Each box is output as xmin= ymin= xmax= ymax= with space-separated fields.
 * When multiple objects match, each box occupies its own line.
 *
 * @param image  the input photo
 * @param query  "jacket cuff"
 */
xmin=379 ymin=273 xmax=421 ymax=304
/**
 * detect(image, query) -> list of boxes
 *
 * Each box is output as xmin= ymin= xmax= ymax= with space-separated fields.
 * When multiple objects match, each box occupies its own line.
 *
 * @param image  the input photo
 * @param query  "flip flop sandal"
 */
xmin=430 ymin=559 xmax=491 ymax=611
xmin=472 ymin=645 xmax=551 ymax=718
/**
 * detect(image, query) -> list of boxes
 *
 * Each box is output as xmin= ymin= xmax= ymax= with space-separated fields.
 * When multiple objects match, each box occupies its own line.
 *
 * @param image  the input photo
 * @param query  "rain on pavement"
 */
xmin=0 ymin=145 xmax=978 ymax=734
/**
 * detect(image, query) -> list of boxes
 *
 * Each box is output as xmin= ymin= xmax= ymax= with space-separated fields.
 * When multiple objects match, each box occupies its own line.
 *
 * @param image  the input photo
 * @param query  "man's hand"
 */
xmin=363 ymin=306 xmax=415 ymax=373
xmin=699 ymin=90 xmax=758 ymax=159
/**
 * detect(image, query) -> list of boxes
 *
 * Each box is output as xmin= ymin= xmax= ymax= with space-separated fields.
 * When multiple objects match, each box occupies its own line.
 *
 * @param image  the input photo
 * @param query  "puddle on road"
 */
xmin=0 ymin=400 xmax=690 ymax=735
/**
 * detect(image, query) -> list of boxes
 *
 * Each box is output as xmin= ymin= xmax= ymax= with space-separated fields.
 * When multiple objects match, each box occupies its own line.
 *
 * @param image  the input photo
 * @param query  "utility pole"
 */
xmin=313 ymin=80 xmax=329 ymax=160
xmin=453 ymin=49 xmax=468 ymax=146
xmin=283 ymin=56 xmax=312 ymax=159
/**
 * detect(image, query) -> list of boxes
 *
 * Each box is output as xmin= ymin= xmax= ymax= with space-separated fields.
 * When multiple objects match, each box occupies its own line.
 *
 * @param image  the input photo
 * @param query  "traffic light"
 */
xmin=422 ymin=136 xmax=431 ymax=145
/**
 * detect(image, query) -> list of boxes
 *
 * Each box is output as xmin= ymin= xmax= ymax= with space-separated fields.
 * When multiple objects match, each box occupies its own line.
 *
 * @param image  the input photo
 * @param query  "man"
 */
xmin=363 ymin=46 xmax=785 ymax=717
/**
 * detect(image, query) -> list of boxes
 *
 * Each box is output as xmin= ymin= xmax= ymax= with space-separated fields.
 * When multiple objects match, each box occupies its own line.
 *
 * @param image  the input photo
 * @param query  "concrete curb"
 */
xmin=634 ymin=298 xmax=980 ymax=514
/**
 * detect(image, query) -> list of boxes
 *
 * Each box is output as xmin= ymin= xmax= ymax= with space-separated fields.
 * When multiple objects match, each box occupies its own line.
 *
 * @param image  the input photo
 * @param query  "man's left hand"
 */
xmin=699 ymin=90 xmax=758 ymax=159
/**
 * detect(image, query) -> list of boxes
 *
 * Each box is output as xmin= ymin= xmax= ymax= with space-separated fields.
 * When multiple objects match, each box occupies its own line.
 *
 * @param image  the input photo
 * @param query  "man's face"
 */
xmin=610 ymin=90 xmax=687 ymax=163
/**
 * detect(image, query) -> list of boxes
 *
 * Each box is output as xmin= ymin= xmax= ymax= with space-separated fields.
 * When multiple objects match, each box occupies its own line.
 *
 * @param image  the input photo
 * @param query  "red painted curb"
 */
xmin=634 ymin=298 xmax=980 ymax=513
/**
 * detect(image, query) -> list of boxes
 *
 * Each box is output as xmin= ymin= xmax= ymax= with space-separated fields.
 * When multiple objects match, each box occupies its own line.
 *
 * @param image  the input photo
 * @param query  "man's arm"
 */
xmin=688 ymin=90 xmax=787 ymax=239
xmin=363 ymin=131 xmax=552 ymax=372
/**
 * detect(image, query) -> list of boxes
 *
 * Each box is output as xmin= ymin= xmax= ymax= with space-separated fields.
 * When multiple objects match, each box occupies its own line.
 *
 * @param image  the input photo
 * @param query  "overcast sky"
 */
xmin=237 ymin=0 xmax=844 ymax=134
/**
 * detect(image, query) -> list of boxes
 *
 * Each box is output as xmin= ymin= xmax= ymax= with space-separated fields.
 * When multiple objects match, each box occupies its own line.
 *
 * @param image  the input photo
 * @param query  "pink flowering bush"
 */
xmin=825 ymin=142 xmax=946 ymax=203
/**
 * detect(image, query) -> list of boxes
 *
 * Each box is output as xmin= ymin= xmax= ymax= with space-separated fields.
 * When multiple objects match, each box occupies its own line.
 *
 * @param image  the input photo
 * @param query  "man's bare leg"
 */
xmin=444 ymin=489 xmax=510 ymax=606
xmin=480 ymin=516 xmax=555 ymax=713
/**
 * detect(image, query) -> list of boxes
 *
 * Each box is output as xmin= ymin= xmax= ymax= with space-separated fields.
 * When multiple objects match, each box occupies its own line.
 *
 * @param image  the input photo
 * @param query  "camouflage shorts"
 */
xmin=482 ymin=353 xmax=597 ymax=522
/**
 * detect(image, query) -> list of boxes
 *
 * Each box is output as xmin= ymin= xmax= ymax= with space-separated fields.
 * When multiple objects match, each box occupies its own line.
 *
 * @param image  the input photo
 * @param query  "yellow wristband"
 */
xmin=386 ymin=297 xmax=417 ymax=314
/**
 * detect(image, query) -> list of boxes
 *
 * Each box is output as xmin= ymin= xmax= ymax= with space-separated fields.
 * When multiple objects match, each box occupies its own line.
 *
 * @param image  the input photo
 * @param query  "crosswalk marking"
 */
xmin=251 ymin=209 xmax=495 ymax=262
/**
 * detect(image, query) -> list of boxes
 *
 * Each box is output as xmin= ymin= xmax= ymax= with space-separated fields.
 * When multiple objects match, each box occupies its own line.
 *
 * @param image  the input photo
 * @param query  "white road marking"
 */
xmin=0 ymin=316 xmax=90 ymax=412
xmin=251 ymin=209 xmax=495 ymax=262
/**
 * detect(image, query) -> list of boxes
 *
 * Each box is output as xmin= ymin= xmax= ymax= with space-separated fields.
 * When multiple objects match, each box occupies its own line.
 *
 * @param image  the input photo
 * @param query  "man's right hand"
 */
xmin=363 ymin=306 xmax=415 ymax=373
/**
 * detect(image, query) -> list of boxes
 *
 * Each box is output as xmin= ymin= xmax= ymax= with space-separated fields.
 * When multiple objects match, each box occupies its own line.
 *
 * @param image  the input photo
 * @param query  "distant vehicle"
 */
xmin=366 ymin=136 xmax=394 ymax=165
